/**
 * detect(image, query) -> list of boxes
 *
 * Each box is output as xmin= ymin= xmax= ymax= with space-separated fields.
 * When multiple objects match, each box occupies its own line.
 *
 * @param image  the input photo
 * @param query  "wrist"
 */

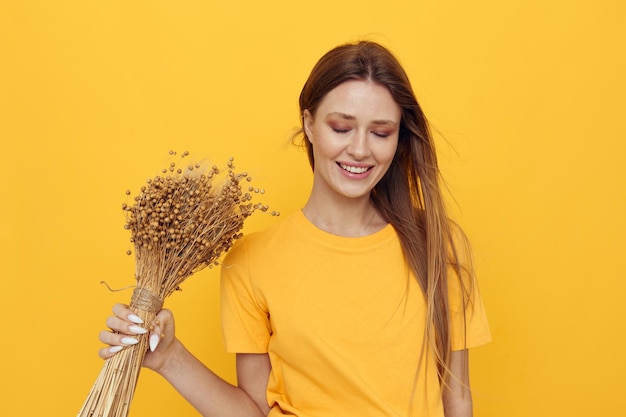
xmin=147 ymin=337 xmax=186 ymax=377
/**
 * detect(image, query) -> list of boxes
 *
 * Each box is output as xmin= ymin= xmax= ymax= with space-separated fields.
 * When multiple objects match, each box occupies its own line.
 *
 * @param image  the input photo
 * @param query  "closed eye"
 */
xmin=332 ymin=127 xmax=351 ymax=134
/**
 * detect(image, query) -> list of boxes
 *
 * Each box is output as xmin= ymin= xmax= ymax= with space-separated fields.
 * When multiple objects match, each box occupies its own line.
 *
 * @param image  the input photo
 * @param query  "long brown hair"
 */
xmin=295 ymin=41 xmax=472 ymax=386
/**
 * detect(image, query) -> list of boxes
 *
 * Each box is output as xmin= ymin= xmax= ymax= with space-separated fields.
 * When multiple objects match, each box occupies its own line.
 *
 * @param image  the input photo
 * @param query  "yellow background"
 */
xmin=1 ymin=1 xmax=624 ymax=416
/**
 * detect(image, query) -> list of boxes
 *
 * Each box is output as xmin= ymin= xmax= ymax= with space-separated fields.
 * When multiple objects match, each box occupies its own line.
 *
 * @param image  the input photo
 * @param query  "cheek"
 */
xmin=375 ymin=140 xmax=399 ymax=165
xmin=311 ymin=131 xmax=339 ymax=159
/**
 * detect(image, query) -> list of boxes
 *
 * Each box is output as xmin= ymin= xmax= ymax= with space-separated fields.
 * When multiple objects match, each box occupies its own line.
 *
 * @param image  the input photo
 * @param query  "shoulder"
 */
xmin=220 ymin=214 xmax=301 ymax=296
xmin=223 ymin=214 xmax=296 ymax=264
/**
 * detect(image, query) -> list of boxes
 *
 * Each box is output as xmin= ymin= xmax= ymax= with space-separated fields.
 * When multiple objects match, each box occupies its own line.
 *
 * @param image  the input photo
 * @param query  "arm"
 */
xmin=100 ymin=305 xmax=269 ymax=417
xmin=236 ymin=353 xmax=272 ymax=415
xmin=442 ymin=349 xmax=473 ymax=417
xmin=155 ymin=341 xmax=269 ymax=417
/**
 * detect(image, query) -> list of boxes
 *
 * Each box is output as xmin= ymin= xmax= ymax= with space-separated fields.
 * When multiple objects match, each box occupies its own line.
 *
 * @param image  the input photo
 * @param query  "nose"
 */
xmin=346 ymin=130 xmax=370 ymax=160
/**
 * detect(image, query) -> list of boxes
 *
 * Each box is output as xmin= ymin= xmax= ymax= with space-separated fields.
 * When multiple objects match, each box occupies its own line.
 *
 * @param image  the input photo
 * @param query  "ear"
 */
xmin=303 ymin=109 xmax=314 ymax=143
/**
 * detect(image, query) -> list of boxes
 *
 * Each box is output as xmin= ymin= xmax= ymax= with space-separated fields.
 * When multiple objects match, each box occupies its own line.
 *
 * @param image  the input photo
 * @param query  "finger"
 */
xmin=105 ymin=316 xmax=128 ymax=333
xmin=98 ymin=330 xmax=141 ymax=359
xmin=112 ymin=303 xmax=144 ymax=324
xmin=99 ymin=329 xmax=141 ymax=347
xmin=154 ymin=309 xmax=174 ymax=330
xmin=149 ymin=333 xmax=160 ymax=352
xmin=99 ymin=345 xmax=123 ymax=359
xmin=149 ymin=319 xmax=163 ymax=352
xmin=148 ymin=309 xmax=173 ymax=352
xmin=105 ymin=316 xmax=148 ymax=335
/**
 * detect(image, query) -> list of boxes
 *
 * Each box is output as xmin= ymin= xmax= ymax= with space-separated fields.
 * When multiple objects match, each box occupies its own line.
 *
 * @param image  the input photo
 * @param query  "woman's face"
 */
xmin=303 ymin=79 xmax=400 ymax=203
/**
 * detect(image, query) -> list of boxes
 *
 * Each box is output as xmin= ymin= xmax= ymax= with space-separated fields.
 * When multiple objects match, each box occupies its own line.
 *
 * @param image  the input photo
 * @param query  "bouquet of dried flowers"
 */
xmin=78 ymin=152 xmax=276 ymax=417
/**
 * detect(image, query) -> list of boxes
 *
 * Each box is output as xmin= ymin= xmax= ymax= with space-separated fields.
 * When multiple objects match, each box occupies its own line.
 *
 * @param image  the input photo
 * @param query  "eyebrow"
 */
xmin=326 ymin=112 xmax=399 ymax=126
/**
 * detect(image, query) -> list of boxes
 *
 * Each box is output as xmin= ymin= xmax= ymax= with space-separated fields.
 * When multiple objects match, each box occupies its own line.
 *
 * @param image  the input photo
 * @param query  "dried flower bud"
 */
xmin=122 ymin=153 xmax=277 ymax=298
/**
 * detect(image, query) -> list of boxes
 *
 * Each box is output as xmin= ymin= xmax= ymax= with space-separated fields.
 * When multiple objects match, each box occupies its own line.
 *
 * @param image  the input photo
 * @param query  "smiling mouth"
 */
xmin=339 ymin=163 xmax=371 ymax=174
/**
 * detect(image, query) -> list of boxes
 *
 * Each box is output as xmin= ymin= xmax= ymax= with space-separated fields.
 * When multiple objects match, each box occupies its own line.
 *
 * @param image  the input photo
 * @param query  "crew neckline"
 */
xmin=293 ymin=209 xmax=395 ymax=250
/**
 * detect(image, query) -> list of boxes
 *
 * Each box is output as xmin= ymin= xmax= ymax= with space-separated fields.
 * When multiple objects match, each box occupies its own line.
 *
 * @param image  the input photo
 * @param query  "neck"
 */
xmin=302 ymin=194 xmax=385 ymax=238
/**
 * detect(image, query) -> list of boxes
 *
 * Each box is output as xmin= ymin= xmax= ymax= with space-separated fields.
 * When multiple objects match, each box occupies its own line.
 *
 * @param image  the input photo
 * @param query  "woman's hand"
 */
xmin=98 ymin=304 xmax=269 ymax=417
xmin=98 ymin=303 xmax=178 ymax=373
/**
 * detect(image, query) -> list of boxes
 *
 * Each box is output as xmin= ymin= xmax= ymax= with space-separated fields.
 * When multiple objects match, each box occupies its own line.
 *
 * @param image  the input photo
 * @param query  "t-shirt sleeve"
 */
xmin=447 ymin=226 xmax=492 ymax=351
xmin=220 ymin=238 xmax=271 ymax=353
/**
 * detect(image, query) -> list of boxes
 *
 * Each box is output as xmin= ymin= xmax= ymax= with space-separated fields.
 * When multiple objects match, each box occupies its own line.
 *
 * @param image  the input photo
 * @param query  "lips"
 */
xmin=338 ymin=163 xmax=371 ymax=174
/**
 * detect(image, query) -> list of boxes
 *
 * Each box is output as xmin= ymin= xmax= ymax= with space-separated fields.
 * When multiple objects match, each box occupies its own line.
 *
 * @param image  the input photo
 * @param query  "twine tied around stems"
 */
xmin=130 ymin=287 xmax=163 ymax=314
xmin=100 ymin=282 xmax=163 ymax=314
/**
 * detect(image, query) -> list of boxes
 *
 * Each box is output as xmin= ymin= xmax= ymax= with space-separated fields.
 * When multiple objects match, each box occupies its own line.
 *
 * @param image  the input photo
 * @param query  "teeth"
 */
xmin=340 ymin=164 xmax=369 ymax=174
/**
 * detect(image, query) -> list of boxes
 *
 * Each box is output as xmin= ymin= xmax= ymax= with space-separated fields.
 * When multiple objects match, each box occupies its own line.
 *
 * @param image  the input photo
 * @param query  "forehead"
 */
xmin=316 ymin=80 xmax=401 ymax=122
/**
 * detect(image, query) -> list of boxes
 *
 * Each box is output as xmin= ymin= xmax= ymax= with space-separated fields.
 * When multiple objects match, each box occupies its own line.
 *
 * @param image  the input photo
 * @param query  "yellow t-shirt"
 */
xmin=221 ymin=211 xmax=491 ymax=417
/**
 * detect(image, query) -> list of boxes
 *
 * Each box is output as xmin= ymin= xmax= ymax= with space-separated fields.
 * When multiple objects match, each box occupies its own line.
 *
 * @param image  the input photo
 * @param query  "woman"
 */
xmin=100 ymin=41 xmax=490 ymax=417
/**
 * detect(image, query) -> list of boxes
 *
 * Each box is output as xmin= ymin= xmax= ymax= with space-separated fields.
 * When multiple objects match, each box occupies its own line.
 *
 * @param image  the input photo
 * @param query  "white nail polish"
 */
xmin=149 ymin=334 xmax=160 ymax=352
xmin=127 ymin=314 xmax=144 ymax=324
xmin=120 ymin=337 xmax=139 ymax=345
xmin=109 ymin=345 xmax=123 ymax=354
xmin=129 ymin=325 xmax=148 ymax=335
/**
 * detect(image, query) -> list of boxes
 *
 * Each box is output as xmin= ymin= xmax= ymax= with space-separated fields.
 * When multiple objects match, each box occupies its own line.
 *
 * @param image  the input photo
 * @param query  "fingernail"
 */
xmin=149 ymin=334 xmax=160 ymax=352
xmin=127 ymin=314 xmax=144 ymax=324
xmin=120 ymin=337 xmax=139 ymax=345
xmin=129 ymin=325 xmax=148 ymax=335
xmin=109 ymin=345 xmax=123 ymax=354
